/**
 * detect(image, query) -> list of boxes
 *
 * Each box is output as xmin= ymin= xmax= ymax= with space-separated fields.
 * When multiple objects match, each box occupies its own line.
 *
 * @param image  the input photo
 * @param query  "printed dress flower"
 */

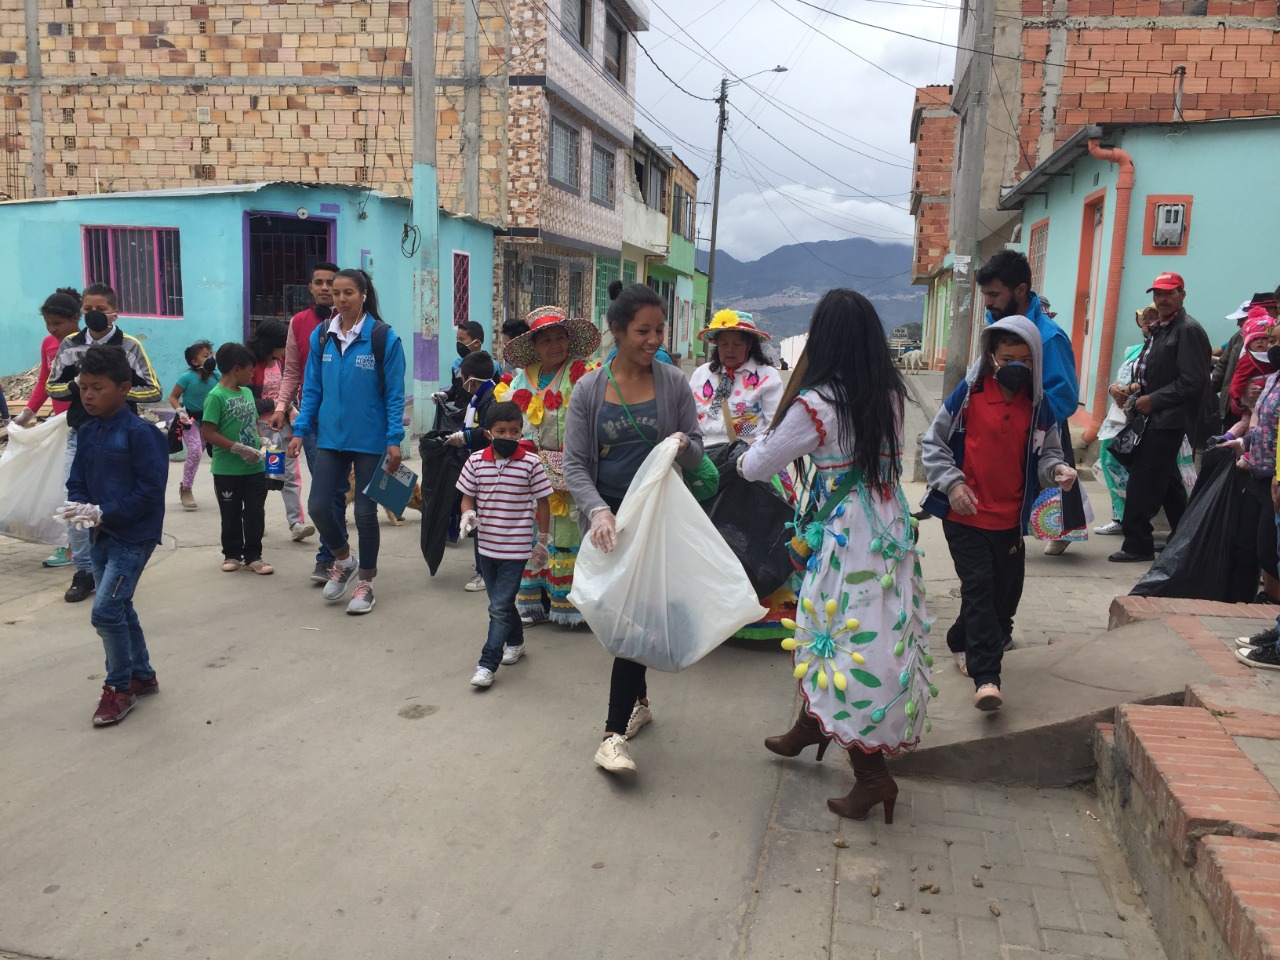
xmin=511 ymin=388 xmax=533 ymax=410
xmin=569 ymin=360 xmax=588 ymax=384
xmin=543 ymin=390 xmax=563 ymax=412
xmin=526 ymin=394 xmax=545 ymax=426
xmin=493 ymin=381 xmax=511 ymax=401
xmin=547 ymin=491 xmax=569 ymax=516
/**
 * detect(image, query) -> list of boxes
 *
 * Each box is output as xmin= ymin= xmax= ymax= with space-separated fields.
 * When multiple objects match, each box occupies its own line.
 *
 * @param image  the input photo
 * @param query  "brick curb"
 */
xmin=1108 ymin=594 xmax=1276 ymax=629
xmin=1100 ymin=597 xmax=1280 ymax=959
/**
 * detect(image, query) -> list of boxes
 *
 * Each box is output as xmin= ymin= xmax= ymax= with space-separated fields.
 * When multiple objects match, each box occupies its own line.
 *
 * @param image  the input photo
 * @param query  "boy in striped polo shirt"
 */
xmin=457 ymin=401 xmax=553 ymax=688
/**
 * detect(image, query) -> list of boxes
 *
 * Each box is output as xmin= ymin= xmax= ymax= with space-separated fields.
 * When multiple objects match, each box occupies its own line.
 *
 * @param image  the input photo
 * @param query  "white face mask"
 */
xmin=1250 ymin=350 xmax=1272 ymax=364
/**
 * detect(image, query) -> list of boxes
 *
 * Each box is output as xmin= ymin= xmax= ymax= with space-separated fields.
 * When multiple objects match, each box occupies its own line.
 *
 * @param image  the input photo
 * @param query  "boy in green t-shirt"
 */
xmin=201 ymin=342 xmax=273 ymax=575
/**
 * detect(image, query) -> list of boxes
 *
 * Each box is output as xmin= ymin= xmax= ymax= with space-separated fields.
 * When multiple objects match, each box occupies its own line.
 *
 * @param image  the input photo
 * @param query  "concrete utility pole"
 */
xmin=942 ymin=0 xmax=995 ymax=397
xmin=24 ymin=0 xmax=45 ymax=197
xmin=704 ymin=77 xmax=728 ymax=327
xmin=410 ymin=0 xmax=442 ymax=432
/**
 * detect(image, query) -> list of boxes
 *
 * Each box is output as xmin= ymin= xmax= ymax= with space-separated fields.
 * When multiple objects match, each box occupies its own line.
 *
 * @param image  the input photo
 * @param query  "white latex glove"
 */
xmin=459 ymin=510 xmax=478 ymax=537
xmin=1052 ymin=465 xmax=1078 ymax=491
xmin=55 ymin=501 xmax=103 ymax=529
xmin=948 ymin=483 xmax=979 ymax=515
xmin=669 ymin=431 xmax=690 ymax=453
xmin=531 ymin=532 xmax=552 ymax=568
xmin=589 ymin=508 xmax=618 ymax=554
xmin=432 ymin=391 xmax=449 ymax=403
xmin=445 ymin=431 xmax=465 ymax=447
xmin=230 ymin=442 xmax=263 ymax=464
xmin=178 ymin=411 xmax=193 ymax=426
xmin=12 ymin=408 xmax=35 ymax=427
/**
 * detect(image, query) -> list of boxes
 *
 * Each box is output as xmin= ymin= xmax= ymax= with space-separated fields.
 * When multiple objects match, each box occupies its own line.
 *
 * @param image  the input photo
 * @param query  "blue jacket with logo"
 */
xmin=67 ymin=406 xmax=168 ymax=545
xmin=292 ymin=315 xmax=407 ymax=455
xmin=986 ymin=292 xmax=1079 ymax=424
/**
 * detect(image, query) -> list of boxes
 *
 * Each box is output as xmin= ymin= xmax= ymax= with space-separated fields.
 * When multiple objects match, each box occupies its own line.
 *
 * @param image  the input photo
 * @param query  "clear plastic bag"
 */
xmin=568 ymin=437 xmax=766 ymax=672
xmin=0 ymin=413 xmax=70 ymax=546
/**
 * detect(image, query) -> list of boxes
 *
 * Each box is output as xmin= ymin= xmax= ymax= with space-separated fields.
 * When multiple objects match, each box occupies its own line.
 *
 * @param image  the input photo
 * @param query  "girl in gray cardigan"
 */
xmin=563 ymin=281 xmax=704 ymax=777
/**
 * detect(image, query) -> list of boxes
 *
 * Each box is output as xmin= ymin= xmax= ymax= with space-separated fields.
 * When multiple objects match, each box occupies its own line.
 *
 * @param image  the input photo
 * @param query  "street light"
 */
xmin=704 ymin=66 xmax=788 ymax=327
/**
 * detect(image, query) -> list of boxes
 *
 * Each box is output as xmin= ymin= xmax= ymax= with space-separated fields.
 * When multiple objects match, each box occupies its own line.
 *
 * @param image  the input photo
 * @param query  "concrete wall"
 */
xmin=1 ymin=184 xmax=494 ymax=407
xmin=910 ymin=85 xmax=955 ymax=283
xmin=1017 ymin=117 xmax=1280 ymax=417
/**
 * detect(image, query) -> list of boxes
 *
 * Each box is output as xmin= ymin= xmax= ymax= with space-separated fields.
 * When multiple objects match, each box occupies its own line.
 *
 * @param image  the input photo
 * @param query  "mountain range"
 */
xmin=697 ymin=237 xmax=920 ymax=340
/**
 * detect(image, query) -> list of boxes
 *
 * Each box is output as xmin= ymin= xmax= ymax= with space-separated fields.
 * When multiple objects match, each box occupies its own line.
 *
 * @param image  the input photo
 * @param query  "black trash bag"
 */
xmin=1130 ymin=447 xmax=1257 ymax=602
xmin=700 ymin=441 xmax=795 ymax=598
xmin=419 ymin=427 xmax=469 ymax=576
xmin=166 ymin=415 xmax=185 ymax=455
xmin=432 ymin=396 xmax=466 ymax=434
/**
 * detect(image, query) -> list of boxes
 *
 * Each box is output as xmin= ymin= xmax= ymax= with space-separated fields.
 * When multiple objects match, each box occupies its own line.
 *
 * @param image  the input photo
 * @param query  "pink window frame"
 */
xmin=452 ymin=251 xmax=470 ymax=326
xmin=81 ymin=224 xmax=183 ymax=318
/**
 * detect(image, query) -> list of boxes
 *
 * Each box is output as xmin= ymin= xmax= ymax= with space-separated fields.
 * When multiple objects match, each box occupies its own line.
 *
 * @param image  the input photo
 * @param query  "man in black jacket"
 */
xmin=1110 ymin=271 xmax=1212 ymax=562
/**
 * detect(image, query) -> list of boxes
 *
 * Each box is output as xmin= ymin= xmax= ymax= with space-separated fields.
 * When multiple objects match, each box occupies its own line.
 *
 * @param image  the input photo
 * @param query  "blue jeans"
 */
xmin=302 ymin=432 xmax=349 ymax=566
xmin=309 ymin=449 xmax=380 ymax=576
xmin=63 ymin=428 xmax=93 ymax=573
xmin=477 ymin=554 xmax=525 ymax=671
xmin=89 ymin=534 xmax=157 ymax=690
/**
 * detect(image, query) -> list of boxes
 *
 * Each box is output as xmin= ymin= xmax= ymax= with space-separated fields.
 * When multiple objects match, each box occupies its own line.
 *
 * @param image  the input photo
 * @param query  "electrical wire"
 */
xmin=632 ymin=33 xmax=718 ymax=102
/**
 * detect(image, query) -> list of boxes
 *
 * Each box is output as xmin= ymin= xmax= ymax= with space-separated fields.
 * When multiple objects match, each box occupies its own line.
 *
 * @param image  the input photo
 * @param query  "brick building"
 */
xmin=915 ymin=0 xmax=1280 ymax=371
xmin=908 ymin=85 xmax=955 ymax=368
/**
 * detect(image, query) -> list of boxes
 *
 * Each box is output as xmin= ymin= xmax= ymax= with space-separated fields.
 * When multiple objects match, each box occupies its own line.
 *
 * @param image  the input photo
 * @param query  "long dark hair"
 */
xmin=248 ymin=319 xmax=289 ymax=365
xmin=41 ymin=287 xmax=82 ymax=320
xmin=773 ymin=289 xmax=908 ymax=490
xmin=336 ymin=268 xmax=383 ymax=323
xmin=184 ymin=339 xmax=215 ymax=382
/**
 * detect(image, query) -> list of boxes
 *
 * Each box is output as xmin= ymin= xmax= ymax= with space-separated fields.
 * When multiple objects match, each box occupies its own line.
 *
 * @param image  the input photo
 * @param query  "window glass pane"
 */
xmin=672 ymin=184 xmax=684 ymax=234
xmin=604 ymin=13 xmax=624 ymax=81
xmin=594 ymin=256 xmax=620 ymax=324
xmin=561 ymin=0 xmax=580 ymax=42
xmin=551 ymin=119 xmax=578 ymax=187
xmin=532 ymin=263 xmax=558 ymax=308
xmin=591 ymin=146 xmax=613 ymax=204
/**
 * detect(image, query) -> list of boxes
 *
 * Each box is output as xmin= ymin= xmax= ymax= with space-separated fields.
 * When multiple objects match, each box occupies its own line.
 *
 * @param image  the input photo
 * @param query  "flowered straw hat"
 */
xmin=698 ymin=309 xmax=771 ymax=343
xmin=503 ymin=305 xmax=603 ymax=369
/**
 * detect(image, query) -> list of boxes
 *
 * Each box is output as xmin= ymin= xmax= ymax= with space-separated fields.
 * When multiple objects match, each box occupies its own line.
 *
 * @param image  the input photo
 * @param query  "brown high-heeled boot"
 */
xmin=827 ymin=748 xmax=898 ymax=823
xmin=764 ymin=709 xmax=830 ymax=760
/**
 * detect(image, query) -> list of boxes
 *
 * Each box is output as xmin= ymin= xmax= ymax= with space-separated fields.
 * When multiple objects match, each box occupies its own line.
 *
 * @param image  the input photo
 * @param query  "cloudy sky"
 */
xmin=632 ymin=0 xmax=957 ymax=261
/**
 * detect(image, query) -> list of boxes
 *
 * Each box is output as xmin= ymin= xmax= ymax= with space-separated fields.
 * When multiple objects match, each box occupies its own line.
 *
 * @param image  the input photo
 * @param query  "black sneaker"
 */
xmin=1236 ymin=626 xmax=1279 ymax=649
xmin=1236 ymin=643 xmax=1280 ymax=670
xmin=310 ymin=561 xmax=331 ymax=584
xmin=64 ymin=569 xmax=95 ymax=603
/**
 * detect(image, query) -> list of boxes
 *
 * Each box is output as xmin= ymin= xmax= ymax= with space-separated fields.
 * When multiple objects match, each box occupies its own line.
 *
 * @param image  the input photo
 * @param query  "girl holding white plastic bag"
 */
xmin=563 ymin=281 xmax=703 ymax=777
xmin=739 ymin=289 xmax=934 ymax=824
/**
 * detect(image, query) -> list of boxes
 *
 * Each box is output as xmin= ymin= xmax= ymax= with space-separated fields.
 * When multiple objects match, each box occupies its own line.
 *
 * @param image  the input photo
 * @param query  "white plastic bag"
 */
xmin=0 ymin=413 xmax=70 ymax=546
xmin=568 ymin=437 xmax=766 ymax=672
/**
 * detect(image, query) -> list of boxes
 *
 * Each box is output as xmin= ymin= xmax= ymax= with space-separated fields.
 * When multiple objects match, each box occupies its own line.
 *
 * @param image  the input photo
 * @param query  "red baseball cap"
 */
xmin=1147 ymin=271 xmax=1185 ymax=292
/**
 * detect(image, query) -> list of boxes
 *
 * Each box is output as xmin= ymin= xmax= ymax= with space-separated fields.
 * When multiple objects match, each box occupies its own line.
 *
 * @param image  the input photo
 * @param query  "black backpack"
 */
xmin=317 ymin=318 xmax=392 ymax=394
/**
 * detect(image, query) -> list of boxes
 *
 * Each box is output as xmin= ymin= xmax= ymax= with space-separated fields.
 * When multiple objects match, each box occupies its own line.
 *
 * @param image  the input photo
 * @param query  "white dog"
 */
xmin=900 ymin=349 xmax=923 ymax=372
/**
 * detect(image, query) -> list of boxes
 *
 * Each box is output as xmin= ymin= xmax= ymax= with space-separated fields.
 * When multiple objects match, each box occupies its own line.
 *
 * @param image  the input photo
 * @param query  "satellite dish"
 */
xmin=296 ymin=207 xmax=309 ymax=220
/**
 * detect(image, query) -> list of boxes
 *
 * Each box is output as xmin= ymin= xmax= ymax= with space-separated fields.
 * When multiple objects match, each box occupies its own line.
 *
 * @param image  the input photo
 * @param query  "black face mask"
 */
xmin=313 ymin=304 xmax=332 ymax=321
xmin=1267 ymin=346 xmax=1280 ymax=369
xmin=994 ymin=360 xmax=1032 ymax=394
xmin=457 ymin=342 xmax=472 ymax=360
xmin=84 ymin=309 xmax=111 ymax=333
xmin=490 ymin=437 xmax=520 ymax=459
xmin=202 ymin=356 xmax=217 ymax=374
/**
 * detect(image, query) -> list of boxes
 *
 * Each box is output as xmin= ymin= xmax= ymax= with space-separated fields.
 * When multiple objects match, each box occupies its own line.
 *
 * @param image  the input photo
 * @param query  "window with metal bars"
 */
xmin=532 ymin=263 xmax=558 ymax=309
xmin=549 ymin=117 xmax=579 ymax=191
xmin=1028 ymin=219 xmax=1049 ymax=295
xmin=83 ymin=226 xmax=184 ymax=317
xmin=453 ymin=252 xmax=470 ymax=325
xmin=590 ymin=145 xmax=614 ymax=207
xmin=594 ymin=257 xmax=620 ymax=323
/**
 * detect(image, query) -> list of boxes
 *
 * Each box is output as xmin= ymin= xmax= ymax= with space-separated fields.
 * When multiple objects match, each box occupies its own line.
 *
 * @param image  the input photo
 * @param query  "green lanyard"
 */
xmin=604 ymin=362 xmax=657 ymax=447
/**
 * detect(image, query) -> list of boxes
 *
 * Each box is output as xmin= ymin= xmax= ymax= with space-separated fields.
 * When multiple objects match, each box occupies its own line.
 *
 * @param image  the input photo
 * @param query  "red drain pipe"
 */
xmin=1082 ymin=138 xmax=1135 ymax=444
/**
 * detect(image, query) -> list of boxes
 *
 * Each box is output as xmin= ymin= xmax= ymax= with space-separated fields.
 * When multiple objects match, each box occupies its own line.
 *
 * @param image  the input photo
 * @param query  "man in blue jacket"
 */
xmin=977 ymin=250 xmax=1084 ymax=555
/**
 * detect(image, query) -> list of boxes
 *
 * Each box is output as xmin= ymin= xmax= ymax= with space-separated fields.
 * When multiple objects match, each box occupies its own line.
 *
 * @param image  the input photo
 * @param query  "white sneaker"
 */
xmin=464 ymin=572 xmax=486 ymax=592
xmin=953 ymin=651 xmax=969 ymax=677
xmin=1094 ymin=520 xmax=1123 ymax=536
xmin=322 ymin=557 xmax=357 ymax=601
xmin=470 ymin=666 xmax=495 ymax=688
xmin=974 ymin=683 xmax=1003 ymax=711
xmin=501 ymin=644 xmax=525 ymax=665
xmin=291 ymin=522 xmax=316 ymax=542
xmin=346 ymin=580 xmax=375 ymax=615
xmin=1043 ymin=539 xmax=1069 ymax=556
xmin=593 ymin=734 xmax=636 ymax=775
xmin=624 ymin=701 xmax=652 ymax=739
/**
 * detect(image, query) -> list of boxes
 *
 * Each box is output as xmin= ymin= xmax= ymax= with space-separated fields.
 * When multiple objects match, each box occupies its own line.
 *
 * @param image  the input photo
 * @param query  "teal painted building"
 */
xmin=0 ymin=182 xmax=493 ymax=432
xmin=1000 ymin=116 xmax=1280 ymax=429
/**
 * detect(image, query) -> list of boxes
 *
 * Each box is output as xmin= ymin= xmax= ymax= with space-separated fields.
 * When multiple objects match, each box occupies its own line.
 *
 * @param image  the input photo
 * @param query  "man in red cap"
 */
xmin=1110 ymin=272 xmax=1211 ymax=562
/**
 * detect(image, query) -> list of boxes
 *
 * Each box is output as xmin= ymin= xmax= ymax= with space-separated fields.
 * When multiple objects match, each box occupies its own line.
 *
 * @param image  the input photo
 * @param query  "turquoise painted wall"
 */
xmin=1016 ymin=117 xmax=1280 ymax=413
xmin=0 ymin=184 xmax=493 ymax=426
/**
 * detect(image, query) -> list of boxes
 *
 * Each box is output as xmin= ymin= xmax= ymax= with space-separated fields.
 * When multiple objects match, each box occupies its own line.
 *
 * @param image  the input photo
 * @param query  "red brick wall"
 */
xmin=911 ymin=85 xmax=955 ymax=282
xmin=1016 ymin=2 xmax=1280 ymax=176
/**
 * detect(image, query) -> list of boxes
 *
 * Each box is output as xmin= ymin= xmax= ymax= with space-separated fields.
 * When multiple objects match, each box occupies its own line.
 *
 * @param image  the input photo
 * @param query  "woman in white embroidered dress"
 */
xmin=689 ymin=310 xmax=784 ymax=446
xmin=740 ymin=289 xmax=934 ymax=825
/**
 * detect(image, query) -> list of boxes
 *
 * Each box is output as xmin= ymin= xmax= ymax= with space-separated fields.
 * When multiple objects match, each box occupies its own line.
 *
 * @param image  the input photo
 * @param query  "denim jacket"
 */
xmin=67 ymin=407 xmax=168 ymax=544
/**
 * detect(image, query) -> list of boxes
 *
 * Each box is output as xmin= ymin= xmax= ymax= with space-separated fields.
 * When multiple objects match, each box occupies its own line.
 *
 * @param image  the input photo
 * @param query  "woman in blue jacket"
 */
xmin=288 ymin=268 xmax=406 ymax=615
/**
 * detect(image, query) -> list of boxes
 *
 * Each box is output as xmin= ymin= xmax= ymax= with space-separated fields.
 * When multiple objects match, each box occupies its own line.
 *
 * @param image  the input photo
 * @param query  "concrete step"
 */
xmin=892 ymin=619 xmax=1232 ymax=787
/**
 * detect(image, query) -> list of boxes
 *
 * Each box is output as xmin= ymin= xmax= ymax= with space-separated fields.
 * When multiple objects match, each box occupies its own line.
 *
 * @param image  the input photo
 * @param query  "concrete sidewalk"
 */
xmin=0 ymin=456 xmax=1168 ymax=960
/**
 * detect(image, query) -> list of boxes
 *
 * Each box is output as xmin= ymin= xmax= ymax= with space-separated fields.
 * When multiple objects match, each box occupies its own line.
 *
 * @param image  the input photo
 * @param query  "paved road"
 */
xmin=0 ymin=439 xmax=1163 ymax=959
